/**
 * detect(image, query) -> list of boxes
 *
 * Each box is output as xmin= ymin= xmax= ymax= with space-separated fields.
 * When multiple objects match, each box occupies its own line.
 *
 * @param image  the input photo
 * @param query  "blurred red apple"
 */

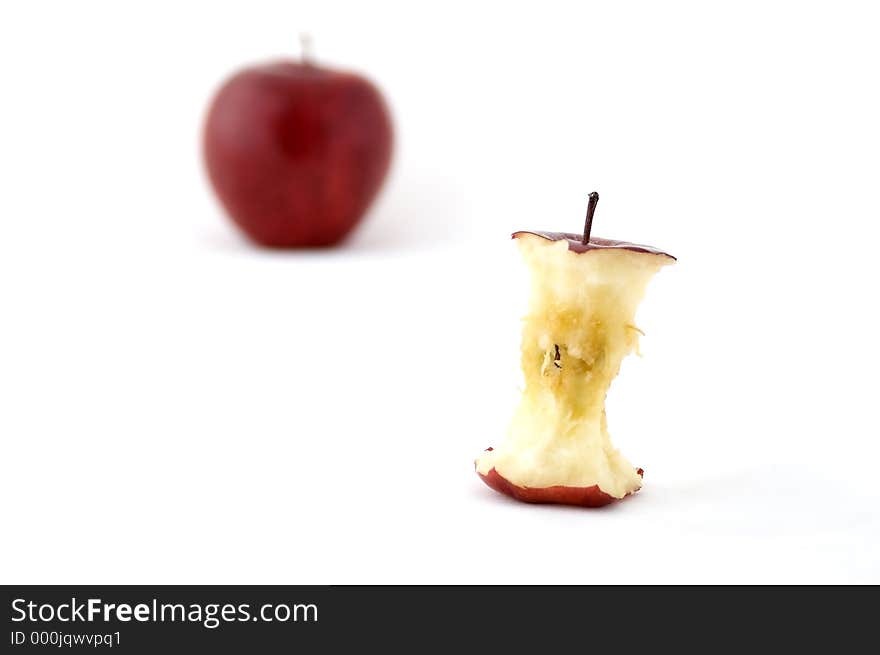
xmin=203 ymin=58 xmax=393 ymax=247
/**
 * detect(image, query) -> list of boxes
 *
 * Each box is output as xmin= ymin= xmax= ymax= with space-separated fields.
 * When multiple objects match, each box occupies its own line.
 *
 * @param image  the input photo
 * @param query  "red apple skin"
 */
xmin=477 ymin=451 xmax=644 ymax=507
xmin=203 ymin=61 xmax=393 ymax=247
xmin=513 ymin=231 xmax=676 ymax=259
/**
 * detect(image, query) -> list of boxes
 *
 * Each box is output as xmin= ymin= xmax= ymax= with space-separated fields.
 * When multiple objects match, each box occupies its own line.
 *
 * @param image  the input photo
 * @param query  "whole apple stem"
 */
xmin=300 ymin=33 xmax=314 ymax=65
xmin=582 ymin=191 xmax=599 ymax=245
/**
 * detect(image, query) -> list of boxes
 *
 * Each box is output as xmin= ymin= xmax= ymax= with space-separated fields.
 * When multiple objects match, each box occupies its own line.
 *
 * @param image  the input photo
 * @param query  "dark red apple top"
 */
xmin=512 ymin=231 xmax=676 ymax=259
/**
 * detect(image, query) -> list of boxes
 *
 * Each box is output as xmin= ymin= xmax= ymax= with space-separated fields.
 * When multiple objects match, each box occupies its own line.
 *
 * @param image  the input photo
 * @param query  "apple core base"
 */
xmin=477 ymin=466 xmax=643 ymax=508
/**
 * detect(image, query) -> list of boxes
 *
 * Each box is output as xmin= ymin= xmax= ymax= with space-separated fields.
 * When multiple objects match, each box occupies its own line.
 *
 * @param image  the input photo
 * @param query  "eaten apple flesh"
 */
xmin=476 ymin=231 xmax=674 ymax=506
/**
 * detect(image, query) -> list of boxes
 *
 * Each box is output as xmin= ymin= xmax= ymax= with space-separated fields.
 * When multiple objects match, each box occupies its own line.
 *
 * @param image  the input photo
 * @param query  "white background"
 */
xmin=1 ymin=1 xmax=878 ymax=584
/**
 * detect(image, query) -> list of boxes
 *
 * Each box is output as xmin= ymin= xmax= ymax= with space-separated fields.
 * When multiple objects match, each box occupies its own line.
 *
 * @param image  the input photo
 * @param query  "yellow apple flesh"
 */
xmin=476 ymin=232 xmax=674 ymax=506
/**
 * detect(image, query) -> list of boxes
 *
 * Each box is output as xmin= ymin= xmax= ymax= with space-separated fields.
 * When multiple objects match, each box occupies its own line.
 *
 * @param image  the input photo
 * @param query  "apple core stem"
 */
xmin=582 ymin=191 xmax=599 ymax=245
